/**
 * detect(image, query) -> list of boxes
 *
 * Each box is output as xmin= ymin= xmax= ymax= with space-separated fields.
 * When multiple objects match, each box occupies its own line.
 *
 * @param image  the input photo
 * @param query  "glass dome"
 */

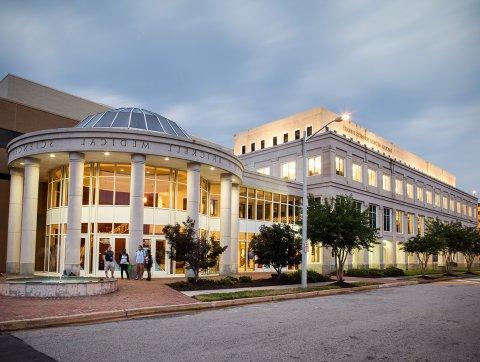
xmin=76 ymin=107 xmax=189 ymax=138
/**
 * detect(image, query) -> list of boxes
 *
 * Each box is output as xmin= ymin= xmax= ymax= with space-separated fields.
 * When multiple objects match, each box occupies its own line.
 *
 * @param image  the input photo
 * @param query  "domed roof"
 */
xmin=76 ymin=107 xmax=189 ymax=138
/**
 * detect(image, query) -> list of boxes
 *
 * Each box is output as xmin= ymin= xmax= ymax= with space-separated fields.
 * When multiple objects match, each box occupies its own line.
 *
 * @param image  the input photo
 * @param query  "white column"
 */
xmin=359 ymin=248 xmax=369 ymax=268
xmin=19 ymin=158 xmax=40 ymax=275
xmin=128 ymin=154 xmax=146 ymax=263
xmin=219 ymin=173 xmax=232 ymax=275
xmin=64 ymin=152 xmax=84 ymax=276
xmin=6 ymin=168 xmax=24 ymax=274
xmin=230 ymin=182 xmax=239 ymax=273
xmin=186 ymin=162 xmax=201 ymax=231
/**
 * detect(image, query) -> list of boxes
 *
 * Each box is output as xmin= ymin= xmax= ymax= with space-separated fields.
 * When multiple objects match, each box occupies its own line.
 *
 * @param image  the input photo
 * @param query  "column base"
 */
xmin=219 ymin=264 xmax=234 ymax=276
xmin=19 ymin=263 xmax=35 ymax=276
xmin=63 ymin=263 xmax=80 ymax=276
xmin=6 ymin=262 xmax=20 ymax=274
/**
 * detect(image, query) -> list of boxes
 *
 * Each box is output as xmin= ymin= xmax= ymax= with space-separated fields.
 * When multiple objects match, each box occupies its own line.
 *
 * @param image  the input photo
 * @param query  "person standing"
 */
xmin=135 ymin=245 xmax=145 ymax=280
xmin=103 ymin=245 xmax=115 ymax=278
xmin=119 ymin=249 xmax=130 ymax=279
xmin=144 ymin=249 xmax=153 ymax=281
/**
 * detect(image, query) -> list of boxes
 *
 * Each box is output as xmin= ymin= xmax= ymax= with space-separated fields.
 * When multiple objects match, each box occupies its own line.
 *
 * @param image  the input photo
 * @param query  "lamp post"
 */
xmin=301 ymin=113 xmax=350 ymax=288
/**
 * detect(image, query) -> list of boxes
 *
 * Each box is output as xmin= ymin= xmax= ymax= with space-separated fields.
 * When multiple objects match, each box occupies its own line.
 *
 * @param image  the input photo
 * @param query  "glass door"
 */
xmin=154 ymin=238 xmax=167 ymax=275
xmin=97 ymin=236 xmax=111 ymax=273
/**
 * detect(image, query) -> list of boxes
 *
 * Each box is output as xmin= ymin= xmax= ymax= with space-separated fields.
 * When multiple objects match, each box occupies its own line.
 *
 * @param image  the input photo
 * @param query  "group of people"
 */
xmin=103 ymin=244 xmax=153 ymax=281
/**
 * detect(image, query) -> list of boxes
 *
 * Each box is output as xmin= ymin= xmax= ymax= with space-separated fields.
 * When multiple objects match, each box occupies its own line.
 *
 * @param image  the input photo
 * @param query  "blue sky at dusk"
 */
xmin=0 ymin=0 xmax=479 ymax=194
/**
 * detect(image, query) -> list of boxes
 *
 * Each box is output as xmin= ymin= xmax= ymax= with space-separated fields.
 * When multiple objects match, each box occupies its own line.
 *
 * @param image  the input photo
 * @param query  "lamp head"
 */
xmin=339 ymin=113 xmax=350 ymax=122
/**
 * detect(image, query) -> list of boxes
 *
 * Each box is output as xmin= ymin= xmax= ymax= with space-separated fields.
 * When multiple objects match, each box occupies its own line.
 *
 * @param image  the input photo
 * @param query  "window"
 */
xmin=241 ymin=145 xmax=246 ymax=155
xmin=395 ymin=210 xmax=404 ymax=233
xmin=281 ymin=161 xmax=296 ymax=180
xmin=352 ymin=163 xmax=362 ymax=183
xmin=260 ymin=140 xmax=265 ymax=149
xmin=395 ymin=179 xmax=403 ymax=195
xmin=442 ymin=196 xmax=448 ymax=209
xmin=468 ymin=206 xmax=473 ymax=218
xmin=283 ymin=133 xmax=289 ymax=143
xmin=406 ymin=183 xmax=413 ymax=199
xmin=335 ymin=156 xmax=345 ymax=176
xmin=456 ymin=201 xmax=461 ymax=214
xmin=426 ymin=190 xmax=432 ymax=204
xmin=368 ymin=169 xmax=377 ymax=187
xmin=382 ymin=174 xmax=391 ymax=191
xmin=383 ymin=208 xmax=392 ymax=232
xmin=435 ymin=193 xmax=441 ymax=207
xmin=295 ymin=129 xmax=300 ymax=140
xmin=306 ymin=126 xmax=313 ymax=137
xmin=369 ymin=205 xmax=377 ymax=229
xmin=449 ymin=199 xmax=455 ymax=212
xmin=257 ymin=166 xmax=270 ymax=175
xmin=417 ymin=215 xmax=425 ymax=236
xmin=308 ymin=156 xmax=321 ymax=176
xmin=462 ymin=203 xmax=467 ymax=215
xmin=407 ymin=213 xmax=414 ymax=235
xmin=273 ymin=136 xmax=277 ymax=146
xmin=250 ymin=142 xmax=255 ymax=152
xmin=311 ymin=244 xmax=321 ymax=263
xmin=417 ymin=186 xmax=424 ymax=202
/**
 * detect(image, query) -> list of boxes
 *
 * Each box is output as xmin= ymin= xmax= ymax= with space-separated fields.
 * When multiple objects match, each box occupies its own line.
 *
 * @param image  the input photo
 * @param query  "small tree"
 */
xmin=458 ymin=227 xmax=480 ymax=273
xmin=163 ymin=218 xmax=227 ymax=281
xmin=436 ymin=221 xmax=463 ymax=275
xmin=306 ymin=195 xmax=378 ymax=283
xmin=402 ymin=234 xmax=440 ymax=277
xmin=249 ymin=223 xmax=301 ymax=277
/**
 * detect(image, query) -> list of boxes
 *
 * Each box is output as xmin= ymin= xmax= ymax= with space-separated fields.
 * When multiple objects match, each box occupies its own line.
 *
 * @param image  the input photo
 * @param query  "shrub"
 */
xmin=345 ymin=268 xmax=384 ymax=278
xmin=218 ymin=276 xmax=239 ymax=286
xmin=383 ymin=266 xmax=405 ymax=277
xmin=272 ymin=270 xmax=330 ymax=283
xmin=238 ymin=276 xmax=253 ymax=283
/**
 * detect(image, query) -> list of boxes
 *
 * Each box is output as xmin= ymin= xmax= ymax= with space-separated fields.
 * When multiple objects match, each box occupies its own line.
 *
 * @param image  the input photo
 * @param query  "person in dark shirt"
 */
xmin=144 ymin=249 xmax=153 ymax=281
xmin=119 ymin=249 xmax=130 ymax=279
xmin=103 ymin=245 xmax=115 ymax=278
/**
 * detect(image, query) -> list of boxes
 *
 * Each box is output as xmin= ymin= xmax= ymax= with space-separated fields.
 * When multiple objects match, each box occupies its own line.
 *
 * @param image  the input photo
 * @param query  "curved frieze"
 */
xmin=7 ymin=128 xmax=244 ymax=179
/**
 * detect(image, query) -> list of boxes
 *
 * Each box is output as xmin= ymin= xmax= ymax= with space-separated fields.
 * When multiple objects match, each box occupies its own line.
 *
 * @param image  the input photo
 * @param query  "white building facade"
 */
xmin=5 ymin=107 xmax=478 ymax=277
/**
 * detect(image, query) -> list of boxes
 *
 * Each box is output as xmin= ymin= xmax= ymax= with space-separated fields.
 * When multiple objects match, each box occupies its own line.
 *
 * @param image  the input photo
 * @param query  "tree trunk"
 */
xmin=465 ymin=254 xmax=474 ymax=273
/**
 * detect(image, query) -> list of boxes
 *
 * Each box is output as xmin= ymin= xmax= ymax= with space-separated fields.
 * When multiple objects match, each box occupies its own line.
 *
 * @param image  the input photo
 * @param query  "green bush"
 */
xmin=273 ymin=270 xmax=330 ymax=283
xmin=218 ymin=276 xmax=239 ymax=286
xmin=383 ymin=266 xmax=405 ymax=277
xmin=238 ymin=276 xmax=253 ymax=283
xmin=345 ymin=268 xmax=384 ymax=278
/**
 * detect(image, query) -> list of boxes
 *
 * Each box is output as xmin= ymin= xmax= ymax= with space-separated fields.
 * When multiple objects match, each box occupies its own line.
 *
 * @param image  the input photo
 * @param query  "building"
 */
xmin=3 ymin=80 xmax=478 ymax=277
xmin=0 ymin=74 xmax=110 ymax=272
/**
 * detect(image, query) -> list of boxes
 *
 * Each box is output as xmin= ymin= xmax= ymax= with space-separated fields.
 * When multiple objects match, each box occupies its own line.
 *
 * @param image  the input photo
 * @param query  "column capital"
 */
xmin=22 ymin=157 xmax=40 ymax=167
xmin=131 ymin=153 xmax=146 ymax=163
xmin=220 ymin=172 xmax=233 ymax=180
xmin=9 ymin=167 xmax=23 ymax=176
xmin=69 ymin=152 xmax=85 ymax=161
xmin=187 ymin=162 xmax=201 ymax=170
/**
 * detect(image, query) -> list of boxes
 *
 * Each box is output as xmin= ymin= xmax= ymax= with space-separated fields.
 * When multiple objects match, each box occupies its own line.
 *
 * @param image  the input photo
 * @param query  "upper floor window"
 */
xmin=456 ymin=201 xmax=461 ymax=214
xmin=369 ymin=205 xmax=377 ymax=229
xmin=308 ymin=156 xmax=321 ymax=176
xmin=250 ymin=142 xmax=255 ymax=152
xmin=281 ymin=161 xmax=296 ymax=181
xmin=382 ymin=174 xmax=391 ymax=191
xmin=368 ymin=168 xmax=377 ymax=187
xmin=283 ymin=133 xmax=289 ymax=143
xmin=241 ymin=145 xmax=246 ymax=155
xmin=407 ymin=213 xmax=414 ymax=234
xmin=426 ymin=190 xmax=432 ymax=204
xmin=406 ymin=183 xmax=413 ymax=199
xmin=417 ymin=215 xmax=425 ymax=236
xmin=468 ymin=206 xmax=473 ymax=218
xmin=395 ymin=179 xmax=404 ymax=195
xmin=273 ymin=136 xmax=278 ymax=146
xmin=442 ymin=196 xmax=448 ymax=209
xmin=417 ymin=186 xmax=424 ymax=202
xmin=462 ymin=203 xmax=467 ymax=215
xmin=435 ymin=193 xmax=441 ymax=207
xmin=352 ymin=163 xmax=362 ymax=183
xmin=335 ymin=156 xmax=345 ymax=177
xmin=306 ymin=126 xmax=313 ymax=137
xmin=294 ymin=129 xmax=300 ymax=140
xmin=260 ymin=140 xmax=265 ymax=149
xmin=257 ymin=167 xmax=270 ymax=175
xmin=449 ymin=199 xmax=455 ymax=212
xmin=395 ymin=210 xmax=404 ymax=233
xmin=383 ymin=207 xmax=392 ymax=232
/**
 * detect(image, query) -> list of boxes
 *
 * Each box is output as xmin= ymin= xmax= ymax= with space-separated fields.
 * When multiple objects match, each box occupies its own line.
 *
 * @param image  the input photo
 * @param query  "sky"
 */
xmin=0 ymin=0 xmax=479 ymax=195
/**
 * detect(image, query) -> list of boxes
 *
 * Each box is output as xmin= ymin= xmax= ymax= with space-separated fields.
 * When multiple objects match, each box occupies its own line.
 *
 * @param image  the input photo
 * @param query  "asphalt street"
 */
xmin=7 ymin=278 xmax=480 ymax=361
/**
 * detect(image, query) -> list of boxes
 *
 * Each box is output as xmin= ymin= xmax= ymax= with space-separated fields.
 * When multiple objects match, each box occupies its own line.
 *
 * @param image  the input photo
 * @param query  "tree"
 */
xmin=436 ymin=221 xmax=463 ymax=275
xmin=306 ymin=195 xmax=378 ymax=283
xmin=249 ymin=223 xmax=301 ymax=277
xmin=402 ymin=234 xmax=440 ymax=277
xmin=457 ymin=227 xmax=480 ymax=273
xmin=163 ymin=218 xmax=227 ymax=281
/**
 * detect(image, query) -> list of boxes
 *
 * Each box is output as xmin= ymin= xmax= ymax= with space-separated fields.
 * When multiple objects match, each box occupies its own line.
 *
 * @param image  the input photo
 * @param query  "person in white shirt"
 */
xmin=119 ymin=249 xmax=130 ymax=279
xmin=135 ymin=245 xmax=146 ymax=280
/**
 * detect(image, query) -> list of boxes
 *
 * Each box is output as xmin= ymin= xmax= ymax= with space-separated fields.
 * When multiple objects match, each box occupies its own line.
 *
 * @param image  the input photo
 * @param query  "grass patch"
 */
xmin=193 ymin=281 xmax=378 ymax=302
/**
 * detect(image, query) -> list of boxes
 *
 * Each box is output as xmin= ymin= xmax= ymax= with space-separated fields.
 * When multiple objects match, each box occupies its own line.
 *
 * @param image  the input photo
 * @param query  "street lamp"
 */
xmin=301 ymin=113 xmax=350 ymax=288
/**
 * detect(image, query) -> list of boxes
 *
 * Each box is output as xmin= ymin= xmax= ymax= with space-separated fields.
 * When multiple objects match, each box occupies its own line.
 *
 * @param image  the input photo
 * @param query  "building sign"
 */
xmin=341 ymin=125 xmax=393 ymax=154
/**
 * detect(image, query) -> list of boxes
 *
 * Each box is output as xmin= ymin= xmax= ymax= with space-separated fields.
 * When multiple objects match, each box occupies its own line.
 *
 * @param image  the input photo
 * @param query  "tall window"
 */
xmin=369 ymin=205 xmax=377 ymax=229
xmin=257 ymin=166 xmax=270 ymax=175
xmin=335 ymin=156 xmax=345 ymax=176
xmin=417 ymin=186 xmax=424 ymax=202
xmin=283 ymin=133 xmax=288 ymax=143
xmin=407 ymin=213 xmax=414 ymax=234
xmin=395 ymin=179 xmax=403 ymax=195
xmin=426 ymin=190 xmax=432 ymax=204
xmin=352 ymin=163 xmax=362 ymax=182
xmin=435 ymin=193 xmax=441 ymax=207
xmin=442 ymin=196 xmax=448 ymax=209
xmin=250 ymin=142 xmax=255 ymax=152
xmin=417 ymin=215 xmax=425 ymax=236
xmin=241 ymin=145 xmax=246 ymax=154
xmin=382 ymin=174 xmax=391 ymax=191
xmin=406 ymin=183 xmax=413 ymax=199
xmin=294 ymin=129 xmax=300 ymax=140
xmin=273 ymin=136 xmax=277 ymax=146
xmin=306 ymin=126 xmax=313 ymax=137
xmin=281 ymin=161 xmax=296 ymax=180
xmin=260 ymin=140 xmax=265 ymax=149
xmin=395 ymin=210 xmax=404 ymax=233
xmin=456 ymin=201 xmax=461 ymax=214
xmin=308 ymin=156 xmax=321 ymax=176
xmin=449 ymin=199 xmax=455 ymax=212
xmin=368 ymin=168 xmax=377 ymax=187
xmin=383 ymin=207 xmax=392 ymax=232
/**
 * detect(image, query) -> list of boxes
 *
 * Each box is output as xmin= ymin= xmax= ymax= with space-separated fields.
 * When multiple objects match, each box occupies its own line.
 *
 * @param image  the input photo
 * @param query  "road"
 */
xmin=5 ymin=279 xmax=480 ymax=361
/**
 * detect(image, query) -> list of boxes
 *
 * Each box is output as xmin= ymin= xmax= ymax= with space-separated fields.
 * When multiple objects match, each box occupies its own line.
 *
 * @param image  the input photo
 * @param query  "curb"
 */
xmin=0 ymin=277 xmax=455 ymax=332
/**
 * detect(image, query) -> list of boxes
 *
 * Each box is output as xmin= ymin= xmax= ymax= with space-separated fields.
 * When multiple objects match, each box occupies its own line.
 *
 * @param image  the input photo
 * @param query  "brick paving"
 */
xmin=0 ymin=278 xmax=196 ymax=322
